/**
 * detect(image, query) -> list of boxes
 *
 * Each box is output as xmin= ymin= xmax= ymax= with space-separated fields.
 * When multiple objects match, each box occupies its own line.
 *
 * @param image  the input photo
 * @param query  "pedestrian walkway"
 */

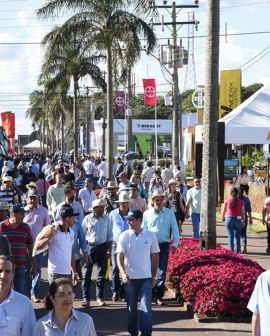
xmin=34 ymin=219 xmax=269 ymax=335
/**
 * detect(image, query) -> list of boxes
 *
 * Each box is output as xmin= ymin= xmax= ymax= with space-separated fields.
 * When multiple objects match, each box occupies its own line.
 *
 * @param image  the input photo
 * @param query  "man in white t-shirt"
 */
xmin=83 ymin=157 xmax=93 ymax=180
xmin=33 ymin=204 xmax=78 ymax=285
xmin=141 ymin=161 xmax=155 ymax=192
xmin=117 ymin=210 xmax=159 ymax=336
xmin=98 ymin=158 xmax=107 ymax=187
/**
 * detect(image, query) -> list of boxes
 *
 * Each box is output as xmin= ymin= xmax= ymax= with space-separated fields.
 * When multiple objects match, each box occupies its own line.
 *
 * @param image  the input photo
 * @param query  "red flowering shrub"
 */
xmin=166 ymin=238 xmax=264 ymax=318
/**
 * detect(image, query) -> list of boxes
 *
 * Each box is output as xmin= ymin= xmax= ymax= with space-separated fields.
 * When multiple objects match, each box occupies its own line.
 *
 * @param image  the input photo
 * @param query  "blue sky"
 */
xmin=1 ymin=0 xmax=270 ymax=135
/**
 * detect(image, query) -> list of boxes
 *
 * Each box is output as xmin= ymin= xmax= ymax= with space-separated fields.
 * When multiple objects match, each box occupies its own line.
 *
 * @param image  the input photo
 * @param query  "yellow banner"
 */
xmin=219 ymin=70 xmax=241 ymax=118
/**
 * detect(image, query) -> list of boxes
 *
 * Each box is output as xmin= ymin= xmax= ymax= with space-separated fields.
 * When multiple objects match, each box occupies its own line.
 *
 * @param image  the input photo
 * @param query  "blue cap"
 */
xmin=127 ymin=210 xmax=143 ymax=221
xmin=59 ymin=204 xmax=75 ymax=218
xmin=11 ymin=204 xmax=25 ymax=214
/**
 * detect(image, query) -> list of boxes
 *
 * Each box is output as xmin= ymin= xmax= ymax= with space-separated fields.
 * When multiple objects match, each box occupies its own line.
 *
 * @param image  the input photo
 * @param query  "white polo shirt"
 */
xmin=116 ymin=228 xmax=159 ymax=279
xmin=48 ymin=227 xmax=74 ymax=275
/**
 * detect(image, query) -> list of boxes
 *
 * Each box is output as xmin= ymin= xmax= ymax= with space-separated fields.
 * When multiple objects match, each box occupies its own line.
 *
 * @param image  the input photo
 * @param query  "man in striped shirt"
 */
xmin=0 ymin=176 xmax=19 ymax=206
xmin=262 ymin=196 xmax=270 ymax=254
xmin=0 ymin=204 xmax=36 ymax=294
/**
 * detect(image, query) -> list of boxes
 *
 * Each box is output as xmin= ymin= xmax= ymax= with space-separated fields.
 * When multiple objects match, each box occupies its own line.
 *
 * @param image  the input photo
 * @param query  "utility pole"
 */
xmin=172 ymin=1 xmax=180 ymax=168
xmin=153 ymin=1 xmax=199 ymax=168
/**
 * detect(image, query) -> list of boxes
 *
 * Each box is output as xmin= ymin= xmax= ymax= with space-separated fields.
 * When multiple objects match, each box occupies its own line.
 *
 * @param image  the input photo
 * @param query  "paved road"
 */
xmin=33 ymin=220 xmax=269 ymax=335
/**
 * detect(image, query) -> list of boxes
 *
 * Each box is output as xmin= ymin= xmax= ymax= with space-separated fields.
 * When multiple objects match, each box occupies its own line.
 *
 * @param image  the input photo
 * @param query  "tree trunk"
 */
xmin=127 ymin=68 xmax=133 ymax=151
xmin=73 ymin=76 xmax=79 ymax=161
xmin=106 ymin=45 xmax=114 ymax=179
xmin=61 ymin=110 xmax=64 ymax=157
xmin=200 ymin=0 xmax=220 ymax=250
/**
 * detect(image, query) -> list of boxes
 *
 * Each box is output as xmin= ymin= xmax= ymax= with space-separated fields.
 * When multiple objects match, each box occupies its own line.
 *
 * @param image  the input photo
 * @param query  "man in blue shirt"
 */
xmin=109 ymin=193 xmax=130 ymax=301
xmin=142 ymin=190 xmax=179 ymax=305
xmin=238 ymin=187 xmax=252 ymax=254
xmin=248 ymin=269 xmax=270 ymax=336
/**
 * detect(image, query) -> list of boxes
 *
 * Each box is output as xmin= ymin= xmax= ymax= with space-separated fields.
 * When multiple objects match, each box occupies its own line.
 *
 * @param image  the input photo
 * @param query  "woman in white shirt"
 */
xmin=34 ymin=278 xmax=97 ymax=336
xmin=235 ymin=166 xmax=250 ymax=195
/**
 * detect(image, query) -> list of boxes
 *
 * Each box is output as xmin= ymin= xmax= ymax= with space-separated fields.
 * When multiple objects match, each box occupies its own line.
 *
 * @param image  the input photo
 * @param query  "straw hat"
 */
xmin=105 ymin=181 xmax=119 ymax=189
xmin=151 ymin=190 xmax=166 ymax=200
xmin=2 ymin=176 xmax=13 ymax=182
xmin=115 ymin=193 xmax=130 ymax=203
xmin=168 ymin=179 xmax=177 ymax=186
xmin=92 ymin=199 xmax=106 ymax=208
xmin=26 ymin=181 xmax=37 ymax=190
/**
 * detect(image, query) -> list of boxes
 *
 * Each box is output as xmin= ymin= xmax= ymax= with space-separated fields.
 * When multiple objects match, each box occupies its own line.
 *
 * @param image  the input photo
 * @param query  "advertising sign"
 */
xmin=219 ymin=70 xmax=241 ymax=118
xmin=224 ymin=159 xmax=238 ymax=180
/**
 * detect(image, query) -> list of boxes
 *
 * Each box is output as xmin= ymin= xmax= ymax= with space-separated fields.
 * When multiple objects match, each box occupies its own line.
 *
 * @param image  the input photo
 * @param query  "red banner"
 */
xmin=1 ymin=112 xmax=15 ymax=138
xmin=143 ymin=79 xmax=156 ymax=106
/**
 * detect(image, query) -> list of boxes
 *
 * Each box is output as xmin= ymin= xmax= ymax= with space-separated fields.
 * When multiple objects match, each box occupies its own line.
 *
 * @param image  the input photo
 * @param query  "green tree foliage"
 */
xmin=241 ymin=83 xmax=263 ymax=102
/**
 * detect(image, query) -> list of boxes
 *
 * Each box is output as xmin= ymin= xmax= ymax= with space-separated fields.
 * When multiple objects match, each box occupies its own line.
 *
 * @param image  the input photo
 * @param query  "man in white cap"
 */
xmin=142 ymin=190 xmax=179 ymax=305
xmin=33 ymin=204 xmax=78 ymax=285
xmin=109 ymin=193 xmax=130 ymax=301
xmin=81 ymin=198 xmax=113 ymax=307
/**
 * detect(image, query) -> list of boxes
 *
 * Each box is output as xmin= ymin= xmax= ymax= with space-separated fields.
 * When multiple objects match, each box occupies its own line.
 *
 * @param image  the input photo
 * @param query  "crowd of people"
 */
xmin=0 ymin=153 xmax=269 ymax=335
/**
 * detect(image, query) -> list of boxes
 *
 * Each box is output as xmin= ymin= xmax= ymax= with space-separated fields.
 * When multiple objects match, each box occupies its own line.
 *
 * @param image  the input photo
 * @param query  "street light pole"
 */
xmin=172 ymin=1 xmax=180 ymax=168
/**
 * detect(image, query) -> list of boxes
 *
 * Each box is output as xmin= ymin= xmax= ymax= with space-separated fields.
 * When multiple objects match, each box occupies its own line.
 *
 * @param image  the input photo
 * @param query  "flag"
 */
xmin=115 ymin=91 xmax=125 ymax=113
xmin=1 ymin=112 xmax=15 ymax=138
xmin=219 ymin=70 xmax=241 ymax=118
xmin=143 ymin=79 xmax=156 ymax=106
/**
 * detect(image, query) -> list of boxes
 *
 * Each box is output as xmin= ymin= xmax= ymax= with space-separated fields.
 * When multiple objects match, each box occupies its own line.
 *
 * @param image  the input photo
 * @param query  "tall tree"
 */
xmin=200 ymin=0 xmax=220 ymax=249
xmin=37 ymin=0 xmax=156 ymax=178
xmin=39 ymin=26 xmax=106 ymax=160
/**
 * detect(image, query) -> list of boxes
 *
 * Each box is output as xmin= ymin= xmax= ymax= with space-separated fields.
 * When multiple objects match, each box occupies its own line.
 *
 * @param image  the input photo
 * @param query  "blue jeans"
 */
xmin=14 ymin=267 xmax=26 ymax=294
xmin=98 ymin=176 xmax=106 ymax=188
xmin=191 ymin=213 xmax=200 ymax=239
xmin=225 ymin=217 xmax=242 ymax=253
xmin=241 ymin=218 xmax=248 ymax=246
xmin=111 ymin=244 xmax=121 ymax=297
xmin=153 ymin=243 xmax=169 ymax=300
xmin=124 ymin=278 xmax=152 ymax=336
xmin=82 ymin=243 xmax=108 ymax=301
xmin=25 ymin=253 xmax=43 ymax=297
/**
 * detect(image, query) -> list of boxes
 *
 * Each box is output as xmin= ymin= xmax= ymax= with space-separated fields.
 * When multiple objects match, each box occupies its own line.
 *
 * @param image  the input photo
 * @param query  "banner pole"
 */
xmin=124 ymin=91 xmax=127 ymax=151
xmin=155 ymin=101 xmax=158 ymax=169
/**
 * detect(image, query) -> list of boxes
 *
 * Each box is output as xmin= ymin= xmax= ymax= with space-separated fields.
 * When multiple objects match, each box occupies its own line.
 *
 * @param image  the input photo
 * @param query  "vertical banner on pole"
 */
xmin=1 ymin=111 xmax=15 ymax=154
xmin=219 ymin=70 xmax=241 ymax=118
xmin=143 ymin=79 xmax=156 ymax=106
xmin=115 ymin=91 xmax=126 ymax=113
xmin=143 ymin=78 xmax=158 ymax=166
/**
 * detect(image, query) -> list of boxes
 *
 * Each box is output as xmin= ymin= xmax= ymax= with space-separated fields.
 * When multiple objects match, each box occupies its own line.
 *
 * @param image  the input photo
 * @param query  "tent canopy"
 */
xmin=219 ymin=82 xmax=270 ymax=144
xmin=23 ymin=139 xmax=47 ymax=149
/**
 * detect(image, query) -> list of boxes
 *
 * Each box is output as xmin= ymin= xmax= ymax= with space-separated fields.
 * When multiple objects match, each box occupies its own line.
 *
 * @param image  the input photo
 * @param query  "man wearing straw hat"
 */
xmin=142 ymin=190 xmax=179 ymax=305
xmin=0 ymin=175 xmax=19 ymax=206
xmin=109 ymin=192 xmax=130 ymax=301
xmin=81 ymin=198 xmax=113 ymax=307
xmin=103 ymin=181 xmax=119 ymax=215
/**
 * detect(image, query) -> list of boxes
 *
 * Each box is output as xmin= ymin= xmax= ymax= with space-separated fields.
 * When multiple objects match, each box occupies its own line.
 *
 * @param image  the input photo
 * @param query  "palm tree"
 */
xmin=200 ymin=0 xmax=220 ymax=249
xmin=39 ymin=26 xmax=106 ymax=161
xmin=37 ymin=0 xmax=156 ymax=178
xmin=26 ymin=90 xmax=46 ymax=149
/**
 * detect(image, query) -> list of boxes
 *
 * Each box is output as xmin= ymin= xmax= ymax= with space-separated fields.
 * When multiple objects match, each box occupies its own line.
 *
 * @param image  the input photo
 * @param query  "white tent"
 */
xmin=23 ymin=140 xmax=47 ymax=150
xmin=219 ymin=82 xmax=270 ymax=144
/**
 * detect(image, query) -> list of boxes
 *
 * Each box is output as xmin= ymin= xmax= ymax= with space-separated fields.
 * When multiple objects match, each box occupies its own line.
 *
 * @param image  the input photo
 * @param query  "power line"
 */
xmin=238 ymin=45 xmax=270 ymax=69
xmin=2 ymin=29 xmax=270 ymax=45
